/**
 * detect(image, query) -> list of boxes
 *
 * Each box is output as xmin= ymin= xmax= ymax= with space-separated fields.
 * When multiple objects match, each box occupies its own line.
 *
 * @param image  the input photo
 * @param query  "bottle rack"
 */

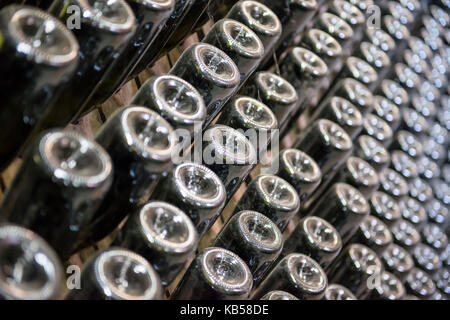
xmin=0 ymin=0 xmax=448 ymax=300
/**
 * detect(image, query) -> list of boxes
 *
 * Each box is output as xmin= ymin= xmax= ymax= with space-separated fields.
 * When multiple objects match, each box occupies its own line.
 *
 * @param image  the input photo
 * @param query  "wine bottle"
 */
xmin=112 ymin=201 xmax=198 ymax=286
xmin=169 ymin=43 xmax=240 ymax=126
xmin=327 ymin=243 xmax=382 ymax=298
xmin=307 ymin=183 xmax=369 ymax=244
xmin=0 ymin=130 xmax=113 ymax=260
xmin=131 ymin=74 xmax=206 ymax=133
xmin=76 ymin=106 xmax=175 ymax=248
xmin=36 ymin=0 xmax=136 ymax=130
xmin=151 ymin=162 xmax=226 ymax=238
xmin=0 ymin=223 xmax=63 ymax=300
xmin=0 ymin=5 xmax=78 ymax=170
xmin=213 ymin=210 xmax=283 ymax=282
xmin=82 ymin=0 xmax=175 ymax=109
xmin=282 ymin=216 xmax=342 ymax=269
xmin=65 ymin=248 xmax=163 ymax=300
xmin=171 ymin=247 xmax=253 ymax=299
xmin=252 ymin=253 xmax=328 ymax=300
xmin=381 ymin=243 xmax=414 ymax=282
xmin=353 ymin=135 xmax=391 ymax=172
xmin=242 ymin=71 xmax=298 ymax=128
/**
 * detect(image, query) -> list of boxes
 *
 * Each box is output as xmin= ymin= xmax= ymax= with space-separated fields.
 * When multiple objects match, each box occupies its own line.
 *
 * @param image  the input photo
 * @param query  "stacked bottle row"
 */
xmin=0 ymin=0 xmax=448 ymax=300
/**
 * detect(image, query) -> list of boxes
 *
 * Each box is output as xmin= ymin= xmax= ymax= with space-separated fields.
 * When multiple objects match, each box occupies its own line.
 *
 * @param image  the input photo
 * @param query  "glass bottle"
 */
xmin=37 ymin=0 xmax=136 ymax=130
xmin=252 ymin=253 xmax=328 ymax=300
xmin=82 ymin=0 xmax=175 ymax=109
xmin=0 ymin=4 xmax=79 ymax=170
xmin=65 ymin=248 xmax=163 ymax=300
xmin=282 ymin=216 xmax=342 ymax=270
xmin=0 ymin=130 xmax=113 ymax=260
xmin=76 ymin=106 xmax=175 ymax=248
xmin=0 ymin=223 xmax=63 ymax=300
xmin=131 ymin=74 xmax=206 ymax=133
xmin=171 ymin=247 xmax=253 ymax=299
xmin=213 ymin=210 xmax=283 ymax=282
xmin=169 ymin=43 xmax=240 ymax=127
xmin=151 ymin=162 xmax=226 ymax=238
xmin=112 ymin=201 xmax=198 ymax=286
xmin=233 ymin=174 xmax=300 ymax=232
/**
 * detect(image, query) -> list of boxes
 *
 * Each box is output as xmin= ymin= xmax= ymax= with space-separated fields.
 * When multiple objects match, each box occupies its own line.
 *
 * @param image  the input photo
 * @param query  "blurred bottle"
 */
xmin=130 ymin=0 xmax=195 ymax=75
xmin=390 ymin=219 xmax=421 ymax=253
xmin=0 ymin=224 xmax=63 ymax=300
xmin=369 ymin=271 xmax=406 ymax=300
xmin=259 ymin=0 xmax=317 ymax=68
xmin=390 ymin=131 xmax=423 ymax=159
xmin=353 ymin=135 xmax=391 ymax=172
xmin=82 ymin=0 xmax=175 ymax=110
xmin=217 ymin=96 xmax=278 ymax=154
xmin=369 ymin=191 xmax=401 ymax=227
xmin=66 ymin=248 xmax=163 ymax=300
xmin=327 ymin=0 xmax=365 ymax=45
xmin=76 ymin=107 xmax=175 ymax=248
xmin=353 ymin=42 xmax=391 ymax=90
xmin=0 ymin=5 xmax=78 ymax=170
xmin=315 ymin=12 xmax=354 ymax=59
xmin=242 ymin=72 xmax=298 ymax=128
xmin=404 ymin=268 xmax=437 ymax=299
xmin=226 ymin=1 xmax=281 ymax=55
xmin=307 ymin=183 xmax=369 ymax=244
xmin=381 ymin=243 xmax=414 ymax=282
xmin=398 ymin=197 xmax=426 ymax=232
xmin=279 ymin=47 xmax=328 ymax=129
xmin=326 ymin=156 xmax=379 ymax=200
xmin=348 ymin=215 xmax=393 ymax=255
xmin=36 ymin=0 xmax=136 ymax=131
xmin=282 ymin=216 xmax=342 ymax=270
xmin=421 ymin=223 xmax=448 ymax=253
xmin=323 ymin=284 xmax=357 ymax=300
xmin=411 ymin=244 xmax=442 ymax=276
xmin=360 ymin=114 xmax=393 ymax=148
xmin=294 ymin=119 xmax=353 ymax=200
xmin=371 ymin=98 xmax=401 ymax=138
xmin=0 ymin=130 xmax=113 ymax=260
xmin=200 ymin=125 xmax=257 ymax=201
xmin=301 ymin=28 xmax=343 ymax=72
xmin=408 ymin=177 xmax=433 ymax=204
xmin=327 ymin=243 xmax=383 ymax=299
xmin=322 ymin=78 xmax=374 ymax=117
xmin=310 ymin=96 xmax=363 ymax=139
xmin=378 ymin=168 xmax=409 ymax=201
xmin=275 ymin=149 xmax=321 ymax=204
